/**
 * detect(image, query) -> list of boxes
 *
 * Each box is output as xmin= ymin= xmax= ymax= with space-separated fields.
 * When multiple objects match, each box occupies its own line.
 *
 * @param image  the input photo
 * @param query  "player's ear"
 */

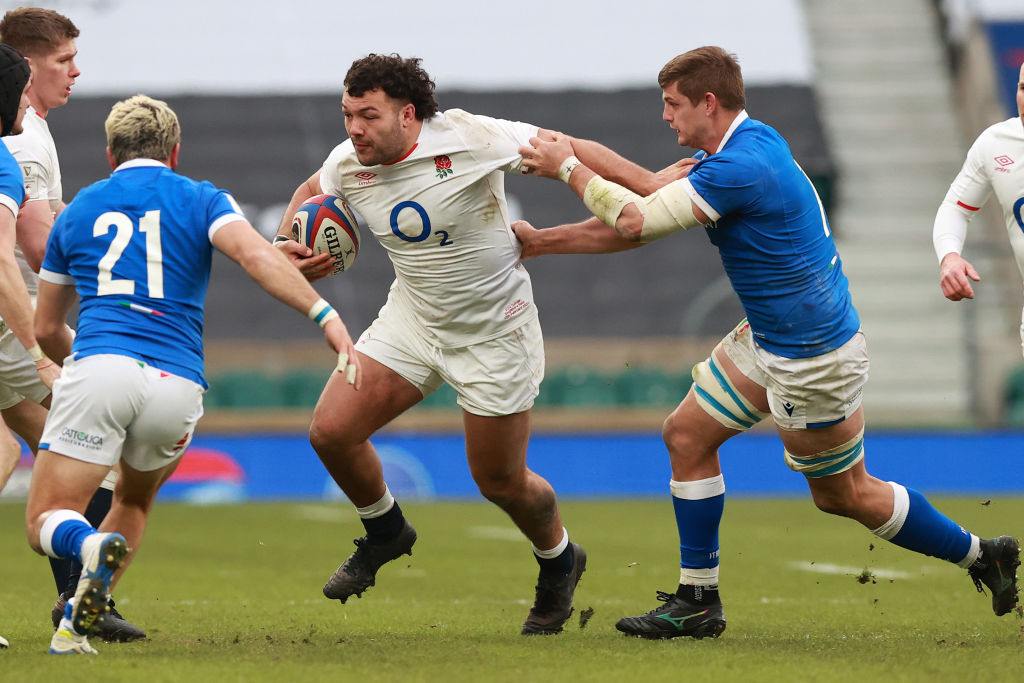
xmin=168 ymin=143 xmax=181 ymax=170
xmin=105 ymin=147 xmax=116 ymax=170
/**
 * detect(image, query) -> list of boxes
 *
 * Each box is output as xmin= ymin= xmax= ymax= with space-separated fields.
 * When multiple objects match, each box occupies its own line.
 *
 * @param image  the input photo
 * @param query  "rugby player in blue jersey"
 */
xmin=514 ymin=45 xmax=1019 ymax=639
xmin=0 ymin=39 xmax=34 ymax=654
xmin=23 ymin=94 xmax=359 ymax=655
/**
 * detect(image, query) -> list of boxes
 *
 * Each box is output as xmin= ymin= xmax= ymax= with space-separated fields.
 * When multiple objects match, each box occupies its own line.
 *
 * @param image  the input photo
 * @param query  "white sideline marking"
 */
xmin=788 ymin=561 xmax=912 ymax=580
xmin=468 ymin=525 xmax=524 ymax=542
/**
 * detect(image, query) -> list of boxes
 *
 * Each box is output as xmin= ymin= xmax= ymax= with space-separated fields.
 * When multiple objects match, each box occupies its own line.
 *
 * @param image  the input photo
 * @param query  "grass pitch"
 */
xmin=1 ymin=497 xmax=1023 ymax=681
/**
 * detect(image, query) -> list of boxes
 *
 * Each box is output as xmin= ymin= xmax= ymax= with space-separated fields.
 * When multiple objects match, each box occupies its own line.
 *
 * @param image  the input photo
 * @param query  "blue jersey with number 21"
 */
xmin=40 ymin=159 xmax=244 ymax=387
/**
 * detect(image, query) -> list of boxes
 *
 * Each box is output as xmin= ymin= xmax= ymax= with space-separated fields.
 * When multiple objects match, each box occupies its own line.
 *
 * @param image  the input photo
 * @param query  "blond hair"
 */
xmin=105 ymin=95 xmax=180 ymax=166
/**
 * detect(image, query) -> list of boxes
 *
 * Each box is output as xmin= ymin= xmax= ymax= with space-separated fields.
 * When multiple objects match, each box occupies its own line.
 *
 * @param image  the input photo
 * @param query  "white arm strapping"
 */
xmin=581 ymin=175 xmax=703 ymax=243
xmin=932 ymin=199 xmax=972 ymax=262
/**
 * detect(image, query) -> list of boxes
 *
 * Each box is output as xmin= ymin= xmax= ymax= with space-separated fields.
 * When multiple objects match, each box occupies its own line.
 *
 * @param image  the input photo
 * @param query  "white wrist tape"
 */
xmin=307 ymin=298 xmax=339 ymax=328
xmin=557 ymin=155 xmax=582 ymax=184
xmin=27 ymin=344 xmax=45 ymax=362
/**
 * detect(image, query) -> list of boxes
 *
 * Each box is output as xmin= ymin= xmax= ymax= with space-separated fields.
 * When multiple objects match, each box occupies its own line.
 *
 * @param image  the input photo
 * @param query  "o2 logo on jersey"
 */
xmin=390 ymin=200 xmax=453 ymax=247
xmin=1014 ymin=197 xmax=1024 ymax=231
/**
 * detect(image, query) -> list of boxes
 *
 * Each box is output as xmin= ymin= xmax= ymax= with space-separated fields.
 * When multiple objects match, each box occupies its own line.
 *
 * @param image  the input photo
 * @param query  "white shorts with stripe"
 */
xmin=700 ymin=319 xmax=868 ymax=431
xmin=39 ymin=354 xmax=203 ymax=471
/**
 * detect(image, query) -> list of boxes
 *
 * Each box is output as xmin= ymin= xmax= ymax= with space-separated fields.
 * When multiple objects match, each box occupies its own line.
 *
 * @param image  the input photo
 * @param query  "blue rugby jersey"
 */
xmin=40 ymin=159 xmax=244 ymax=387
xmin=685 ymin=112 xmax=859 ymax=358
xmin=0 ymin=142 xmax=24 ymax=222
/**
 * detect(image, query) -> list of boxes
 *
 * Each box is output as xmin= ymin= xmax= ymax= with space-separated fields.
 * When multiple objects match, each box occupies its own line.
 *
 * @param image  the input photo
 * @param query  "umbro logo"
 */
xmin=783 ymin=401 xmax=795 ymax=416
xmin=354 ymin=171 xmax=377 ymax=186
xmin=995 ymin=155 xmax=1014 ymax=167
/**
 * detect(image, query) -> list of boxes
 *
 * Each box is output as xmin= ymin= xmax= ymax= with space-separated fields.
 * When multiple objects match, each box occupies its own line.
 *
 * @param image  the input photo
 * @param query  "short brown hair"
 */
xmin=0 ymin=7 xmax=79 ymax=58
xmin=658 ymin=46 xmax=745 ymax=111
xmin=345 ymin=54 xmax=438 ymax=120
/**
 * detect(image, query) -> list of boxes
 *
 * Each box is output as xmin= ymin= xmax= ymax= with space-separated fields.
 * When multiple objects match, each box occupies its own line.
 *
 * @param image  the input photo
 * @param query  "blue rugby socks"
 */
xmin=871 ymin=482 xmax=978 ymax=566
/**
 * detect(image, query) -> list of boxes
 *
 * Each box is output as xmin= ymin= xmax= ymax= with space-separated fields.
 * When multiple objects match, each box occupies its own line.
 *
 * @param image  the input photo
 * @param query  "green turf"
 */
xmin=1 ymin=497 xmax=1022 ymax=681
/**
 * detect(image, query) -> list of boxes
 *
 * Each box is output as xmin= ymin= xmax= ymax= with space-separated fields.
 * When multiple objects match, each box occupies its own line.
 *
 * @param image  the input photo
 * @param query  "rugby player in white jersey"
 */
xmin=276 ymin=54 xmax=683 ymax=635
xmin=934 ymin=61 xmax=1024 ymax=341
xmin=0 ymin=7 xmax=145 ymax=642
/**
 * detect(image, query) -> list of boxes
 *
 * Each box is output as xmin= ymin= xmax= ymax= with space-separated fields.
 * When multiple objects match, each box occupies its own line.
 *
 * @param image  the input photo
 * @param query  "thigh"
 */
xmin=312 ymin=351 xmax=424 ymax=443
xmin=39 ymin=354 xmax=148 ymax=467
xmin=444 ymin=317 xmax=544 ymax=417
xmin=463 ymin=409 xmax=532 ymax=482
xmin=121 ymin=368 xmax=204 ymax=472
xmin=2 ymin=397 xmax=48 ymax=451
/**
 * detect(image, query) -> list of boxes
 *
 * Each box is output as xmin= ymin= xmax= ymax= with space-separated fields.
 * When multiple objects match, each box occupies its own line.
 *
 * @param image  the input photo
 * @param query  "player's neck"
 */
xmin=28 ymin=94 xmax=47 ymax=118
xmin=384 ymin=120 xmax=424 ymax=165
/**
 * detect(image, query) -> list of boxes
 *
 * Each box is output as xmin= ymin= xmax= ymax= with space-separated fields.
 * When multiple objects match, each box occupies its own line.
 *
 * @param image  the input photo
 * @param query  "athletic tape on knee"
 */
xmin=783 ymin=428 xmax=865 ymax=478
xmin=871 ymin=481 xmax=909 ymax=540
xmin=691 ymin=356 xmax=768 ymax=431
xmin=670 ymin=476 xmax=726 ymax=500
xmin=39 ymin=509 xmax=89 ymax=559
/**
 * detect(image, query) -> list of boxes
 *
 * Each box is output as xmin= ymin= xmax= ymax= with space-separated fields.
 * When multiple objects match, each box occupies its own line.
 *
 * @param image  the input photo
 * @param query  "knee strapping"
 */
xmin=783 ymin=429 xmax=865 ymax=478
xmin=691 ymin=356 xmax=768 ymax=431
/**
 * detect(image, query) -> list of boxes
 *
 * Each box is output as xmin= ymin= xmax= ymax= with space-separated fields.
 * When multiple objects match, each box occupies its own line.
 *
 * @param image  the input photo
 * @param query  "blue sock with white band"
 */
xmin=671 ymin=476 xmax=725 ymax=586
xmin=39 ymin=510 xmax=95 ymax=561
xmin=871 ymin=481 xmax=977 ymax=566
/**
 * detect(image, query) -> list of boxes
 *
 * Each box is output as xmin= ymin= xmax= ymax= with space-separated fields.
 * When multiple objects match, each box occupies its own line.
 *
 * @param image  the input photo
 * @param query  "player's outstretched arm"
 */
xmin=274 ymin=170 xmax=335 ymax=282
xmin=212 ymin=219 xmax=361 ymax=387
xmin=34 ymin=278 xmax=75 ymax=367
xmin=520 ymin=134 xmax=707 ymax=242
xmin=0 ymin=207 xmax=59 ymax=387
xmin=512 ymin=217 xmax=642 ymax=258
xmin=566 ymin=136 xmax=693 ymax=195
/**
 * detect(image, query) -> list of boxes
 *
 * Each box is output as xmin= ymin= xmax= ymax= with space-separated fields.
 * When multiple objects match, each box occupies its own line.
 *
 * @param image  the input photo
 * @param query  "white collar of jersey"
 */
xmin=714 ymin=110 xmax=749 ymax=154
xmin=113 ymin=158 xmax=168 ymax=172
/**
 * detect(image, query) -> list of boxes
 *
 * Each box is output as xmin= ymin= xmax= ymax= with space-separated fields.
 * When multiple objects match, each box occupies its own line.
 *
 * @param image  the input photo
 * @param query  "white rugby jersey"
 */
xmin=1 ymin=106 xmax=62 ymax=297
xmin=320 ymin=109 xmax=538 ymax=348
xmin=934 ymin=117 xmax=1024 ymax=276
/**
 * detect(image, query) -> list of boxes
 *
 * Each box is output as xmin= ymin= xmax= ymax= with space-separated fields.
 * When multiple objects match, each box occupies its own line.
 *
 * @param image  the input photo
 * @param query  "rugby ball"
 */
xmin=291 ymin=194 xmax=361 ymax=275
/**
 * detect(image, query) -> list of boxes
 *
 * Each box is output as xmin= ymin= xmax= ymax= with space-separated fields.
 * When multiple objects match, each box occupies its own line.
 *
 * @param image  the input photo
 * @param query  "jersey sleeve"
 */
xmin=940 ymin=129 xmax=993 ymax=213
xmin=20 ymin=160 xmax=52 ymax=202
xmin=39 ymin=210 xmax=72 ymax=284
xmin=0 ymin=154 xmax=24 ymax=218
xmin=449 ymin=110 xmax=539 ymax=174
xmin=319 ymin=143 xmax=352 ymax=198
xmin=684 ymin=152 xmax=760 ymax=222
xmin=202 ymin=184 xmax=247 ymax=242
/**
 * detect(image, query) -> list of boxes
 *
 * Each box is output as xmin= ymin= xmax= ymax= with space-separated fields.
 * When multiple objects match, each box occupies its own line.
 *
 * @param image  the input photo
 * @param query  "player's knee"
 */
xmin=25 ymin=511 xmax=47 ymax=555
xmin=309 ymin=417 xmax=349 ymax=458
xmin=472 ymin=469 xmax=523 ymax=505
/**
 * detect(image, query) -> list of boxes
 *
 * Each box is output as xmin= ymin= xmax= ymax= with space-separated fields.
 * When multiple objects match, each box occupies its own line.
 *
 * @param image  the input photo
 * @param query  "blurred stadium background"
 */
xmin=3 ymin=0 xmax=1024 ymax=502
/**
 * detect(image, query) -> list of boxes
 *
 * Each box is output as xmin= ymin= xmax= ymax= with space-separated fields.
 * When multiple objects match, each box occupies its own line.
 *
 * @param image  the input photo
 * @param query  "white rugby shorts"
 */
xmin=356 ymin=303 xmax=545 ymax=416
xmin=40 ymin=354 xmax=204 ymax=470
xmin=717 ymin=319 xmax=869 ymax=430
xmin=0 ymin=323 xmax=52 ymax=409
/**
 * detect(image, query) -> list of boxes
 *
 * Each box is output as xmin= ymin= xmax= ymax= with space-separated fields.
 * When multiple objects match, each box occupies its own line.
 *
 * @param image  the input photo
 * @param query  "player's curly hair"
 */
xmin=344 ymin=54 xmax=439 ymax=120
xmin=105 ymin=95 xmax=180 ymax=166
xmin=0 ymin=7 xmax=78 ymax=58
xmin=658 ymin=46 xmax=745 ymax=111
